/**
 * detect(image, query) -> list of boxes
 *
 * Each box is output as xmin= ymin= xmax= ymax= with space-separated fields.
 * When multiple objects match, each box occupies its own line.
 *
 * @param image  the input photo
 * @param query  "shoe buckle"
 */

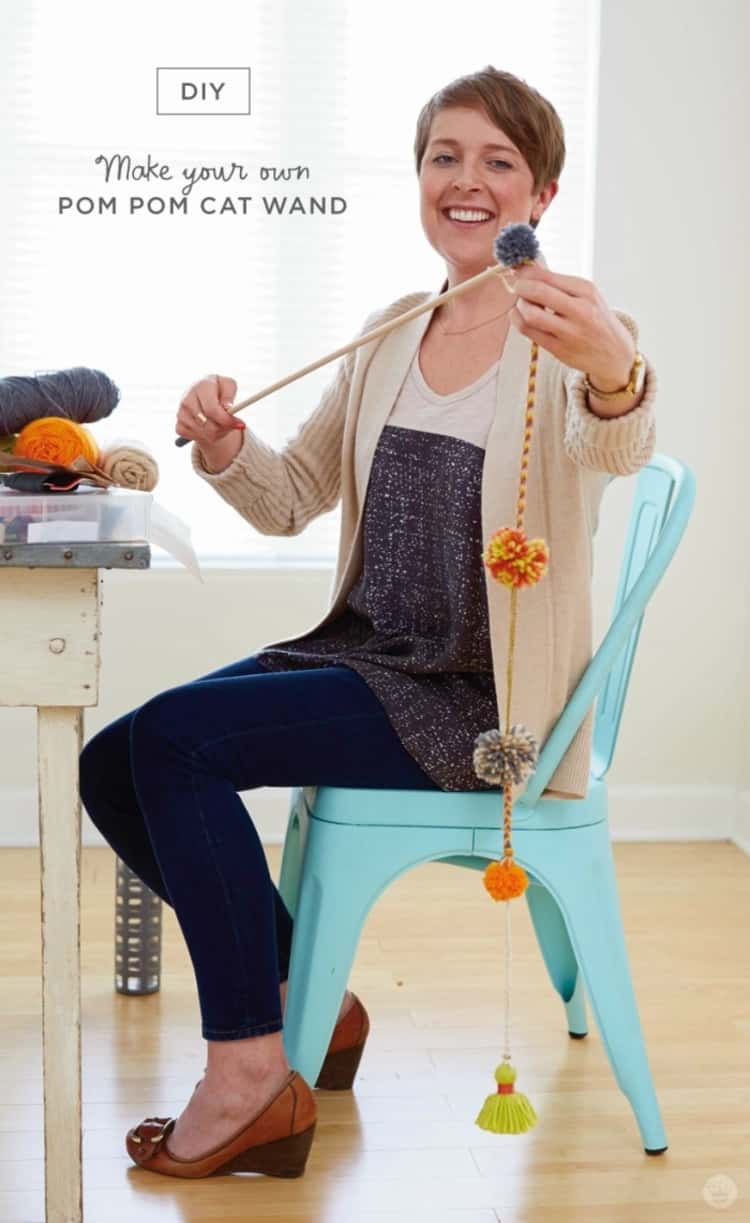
xmin=132 ymin=1117 xmax=172 ymax=1152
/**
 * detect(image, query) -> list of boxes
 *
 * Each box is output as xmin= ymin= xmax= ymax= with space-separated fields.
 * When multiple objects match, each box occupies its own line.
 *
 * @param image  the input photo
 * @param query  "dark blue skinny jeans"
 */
xmin=78 ymin=654 xmax=440 ymax=1041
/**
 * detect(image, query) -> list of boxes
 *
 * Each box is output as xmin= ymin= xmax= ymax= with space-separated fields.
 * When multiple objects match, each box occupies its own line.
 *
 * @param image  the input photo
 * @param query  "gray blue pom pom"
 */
xmin=473 ymin=724 xmax=539 ymax=786
xmin=493 ymin=223 xmax=540 ymax=269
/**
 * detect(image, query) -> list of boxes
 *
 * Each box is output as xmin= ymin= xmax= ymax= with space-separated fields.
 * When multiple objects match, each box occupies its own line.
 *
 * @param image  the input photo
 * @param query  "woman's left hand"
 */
xmin=507 ymin=262 xmax=635 ymax=387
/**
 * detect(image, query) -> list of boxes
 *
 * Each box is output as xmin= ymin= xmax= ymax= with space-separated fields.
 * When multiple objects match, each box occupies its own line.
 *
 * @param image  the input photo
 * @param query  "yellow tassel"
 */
xmin=475 ymin=1061 xmax=538 ymax=1134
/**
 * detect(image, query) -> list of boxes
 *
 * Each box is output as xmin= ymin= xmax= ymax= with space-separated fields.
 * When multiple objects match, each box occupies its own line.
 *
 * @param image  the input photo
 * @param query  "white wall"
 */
xmin=2 ymin=0 xmax=749 ymax=848
xmin=590 ymin=0 xmax=750 ymax=851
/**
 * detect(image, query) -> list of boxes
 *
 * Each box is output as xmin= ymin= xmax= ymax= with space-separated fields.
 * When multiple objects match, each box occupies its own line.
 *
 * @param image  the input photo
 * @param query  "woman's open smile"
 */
xmin=441 ymin=206 xmax=496 ymax=228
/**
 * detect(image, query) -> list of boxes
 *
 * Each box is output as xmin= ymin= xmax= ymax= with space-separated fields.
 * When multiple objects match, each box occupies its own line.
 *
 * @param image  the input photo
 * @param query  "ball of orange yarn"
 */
xmin=484 ymin=858 xmax=529 ymax=900
xmin=13 ymin=417 xmax=100 ymax=468
xmin=483 ymin=526 xmax=549 ymax=590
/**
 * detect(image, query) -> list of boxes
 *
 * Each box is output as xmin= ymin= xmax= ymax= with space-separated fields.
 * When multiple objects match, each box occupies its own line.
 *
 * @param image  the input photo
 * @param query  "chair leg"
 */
xmin=516 ymin=820 xmax=668 ymax=1153
xmin=277 ymin=787 xmax=309 ymax=919
xmin=525 ymin=880 xmax=588 ymax=1037
xmin=282 ymin=813 xmax=473 ymax=1087
xmin=282 ymin=857 xmax=366 ymax=1086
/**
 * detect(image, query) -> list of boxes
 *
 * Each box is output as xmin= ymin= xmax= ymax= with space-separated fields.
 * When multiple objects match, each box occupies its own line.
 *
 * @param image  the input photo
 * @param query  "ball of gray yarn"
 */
xmin=494 ymin=222 xmax=540 ymax=268
xmin=0 ymin=367 xmax=120 ymax=437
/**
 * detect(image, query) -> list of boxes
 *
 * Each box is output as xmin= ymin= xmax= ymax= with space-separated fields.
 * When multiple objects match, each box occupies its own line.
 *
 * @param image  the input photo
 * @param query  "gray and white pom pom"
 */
xmin=493 ymin=223 xmax=540 ymax=269
xmin=473 ymin=724 xmax=539 ymax=786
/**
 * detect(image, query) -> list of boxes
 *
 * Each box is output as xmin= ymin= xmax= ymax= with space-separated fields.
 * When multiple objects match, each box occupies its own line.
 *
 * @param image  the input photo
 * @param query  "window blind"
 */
xmin=0 ymin=0 xmax=598 ymax=564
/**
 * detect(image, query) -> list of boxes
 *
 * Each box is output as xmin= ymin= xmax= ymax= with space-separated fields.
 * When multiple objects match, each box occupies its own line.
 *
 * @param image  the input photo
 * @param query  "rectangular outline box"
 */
xmin=156 ymin=67 xmax=251 ymax=115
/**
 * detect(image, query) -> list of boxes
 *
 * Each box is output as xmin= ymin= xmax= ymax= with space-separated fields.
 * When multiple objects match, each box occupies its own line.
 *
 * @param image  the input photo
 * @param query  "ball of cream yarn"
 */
xmin=99 ymin=438 xmax=159 ymax=491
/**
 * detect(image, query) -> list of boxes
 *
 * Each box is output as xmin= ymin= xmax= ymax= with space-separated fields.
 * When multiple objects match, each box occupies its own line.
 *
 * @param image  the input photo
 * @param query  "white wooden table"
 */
xmin=0 ymin=542 xmax=150 ymax=1223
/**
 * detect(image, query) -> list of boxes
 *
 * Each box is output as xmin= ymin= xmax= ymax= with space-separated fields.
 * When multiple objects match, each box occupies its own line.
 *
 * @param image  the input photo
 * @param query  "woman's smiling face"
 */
xmin=419 ymin=105 xmax=557 ymax=277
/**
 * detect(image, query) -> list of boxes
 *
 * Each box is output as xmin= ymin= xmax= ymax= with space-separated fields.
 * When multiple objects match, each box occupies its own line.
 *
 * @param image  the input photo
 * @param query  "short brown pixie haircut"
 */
xmin=413 ymin=66 xmax=566 ymax=228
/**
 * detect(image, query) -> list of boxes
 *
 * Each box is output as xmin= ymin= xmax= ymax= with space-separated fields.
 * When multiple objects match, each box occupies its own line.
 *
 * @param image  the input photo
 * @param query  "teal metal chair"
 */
xmin=278 ymin=453 xmax=696 ymax=1154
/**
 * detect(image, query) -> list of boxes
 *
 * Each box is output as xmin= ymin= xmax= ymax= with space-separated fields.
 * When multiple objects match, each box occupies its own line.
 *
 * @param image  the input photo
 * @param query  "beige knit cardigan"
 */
xmin=192 ymin=255 xmax=657 ymax=799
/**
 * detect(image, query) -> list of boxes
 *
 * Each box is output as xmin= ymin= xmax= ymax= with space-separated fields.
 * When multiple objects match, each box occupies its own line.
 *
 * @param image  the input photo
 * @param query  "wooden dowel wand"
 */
xmin=174 ymin=261 xmax=520 ymax=447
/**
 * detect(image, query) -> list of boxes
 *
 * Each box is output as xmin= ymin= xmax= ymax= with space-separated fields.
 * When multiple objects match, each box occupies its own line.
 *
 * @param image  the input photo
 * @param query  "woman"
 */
xmin=79 ymin=65 xmax=656 ymax=1180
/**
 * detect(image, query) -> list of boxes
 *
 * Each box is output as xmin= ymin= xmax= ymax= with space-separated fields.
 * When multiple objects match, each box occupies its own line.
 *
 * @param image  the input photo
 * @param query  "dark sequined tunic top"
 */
xmin=255 ymin=350 xmax=501 ymax=791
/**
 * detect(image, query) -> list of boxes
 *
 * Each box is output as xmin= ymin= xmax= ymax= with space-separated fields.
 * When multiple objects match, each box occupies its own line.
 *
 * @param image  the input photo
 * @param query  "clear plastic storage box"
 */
xmin=0 ymin=487 xmax=152 ymax=545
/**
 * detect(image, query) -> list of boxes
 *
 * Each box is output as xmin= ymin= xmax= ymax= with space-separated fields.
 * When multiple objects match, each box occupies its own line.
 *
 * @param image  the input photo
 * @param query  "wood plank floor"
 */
xmin=0 ymin=841 xmax=748 ymax=1222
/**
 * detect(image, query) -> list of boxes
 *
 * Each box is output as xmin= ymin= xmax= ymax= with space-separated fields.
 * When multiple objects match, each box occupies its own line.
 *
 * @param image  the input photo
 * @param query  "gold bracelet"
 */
xmin=584 ymin=352 xmax=644 ymax=401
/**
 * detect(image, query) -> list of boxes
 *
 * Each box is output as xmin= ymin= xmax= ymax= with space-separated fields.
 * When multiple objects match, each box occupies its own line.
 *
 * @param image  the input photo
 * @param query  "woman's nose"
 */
xmin=452 ymin=172 xmax=482 ymax=191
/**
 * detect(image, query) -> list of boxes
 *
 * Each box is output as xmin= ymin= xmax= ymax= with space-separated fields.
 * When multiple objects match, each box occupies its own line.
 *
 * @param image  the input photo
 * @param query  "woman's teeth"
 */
xmin=444 ymin=208 xmax=493 ymax=226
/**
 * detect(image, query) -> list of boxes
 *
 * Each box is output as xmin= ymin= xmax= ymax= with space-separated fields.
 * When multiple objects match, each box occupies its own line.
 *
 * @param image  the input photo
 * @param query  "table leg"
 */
xmin=37 ymin=706 xmax=83 ymax=1223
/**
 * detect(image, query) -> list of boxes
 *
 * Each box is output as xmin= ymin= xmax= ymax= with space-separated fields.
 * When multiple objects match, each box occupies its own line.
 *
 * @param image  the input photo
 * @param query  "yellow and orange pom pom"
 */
xmin=13 ymin=418 xmax=99 ymax=468
xmin=483 ymin=526 xmax=549 ymax=590
xmin=484 ymin=857 xmax=529 ymax=901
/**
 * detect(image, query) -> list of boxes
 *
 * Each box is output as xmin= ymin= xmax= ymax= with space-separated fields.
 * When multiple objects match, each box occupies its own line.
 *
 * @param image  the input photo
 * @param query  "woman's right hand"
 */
xmin=177 ymin=374 xmax=247 ymax=472
xmin=176 ymin=374 xmax=245 ymax=446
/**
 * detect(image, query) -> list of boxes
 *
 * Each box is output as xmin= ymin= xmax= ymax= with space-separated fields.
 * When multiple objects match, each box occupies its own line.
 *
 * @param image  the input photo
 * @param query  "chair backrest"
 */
xmin=518 ymin=453 xmax=696 ymax=808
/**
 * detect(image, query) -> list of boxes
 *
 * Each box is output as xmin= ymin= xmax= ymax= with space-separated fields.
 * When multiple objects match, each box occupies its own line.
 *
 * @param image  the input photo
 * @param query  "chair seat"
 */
xmin=299 ymin=776 xmax=609 ymax=832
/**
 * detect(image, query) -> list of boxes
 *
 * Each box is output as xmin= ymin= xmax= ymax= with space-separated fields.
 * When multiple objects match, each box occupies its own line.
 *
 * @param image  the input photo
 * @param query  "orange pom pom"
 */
xmin=13 ymin=418 xmax=99 ymax=469
xmin=484 ymin=858 xmax=529 ymax=900
xmin=483 ymin=527 xmax=549 ymax=590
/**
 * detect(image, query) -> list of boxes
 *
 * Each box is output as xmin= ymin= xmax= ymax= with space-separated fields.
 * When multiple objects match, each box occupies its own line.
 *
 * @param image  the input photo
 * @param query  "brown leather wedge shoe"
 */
xmin=126 ymin=1070 xmax=316 ymax=1179
xmin=315 ymin=993 xmax=370 ymax=1090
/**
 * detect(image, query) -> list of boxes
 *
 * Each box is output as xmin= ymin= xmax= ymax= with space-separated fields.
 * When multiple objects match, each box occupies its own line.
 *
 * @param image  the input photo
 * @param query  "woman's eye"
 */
xmin=432 ymin=154 xmax=511 ymax=169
